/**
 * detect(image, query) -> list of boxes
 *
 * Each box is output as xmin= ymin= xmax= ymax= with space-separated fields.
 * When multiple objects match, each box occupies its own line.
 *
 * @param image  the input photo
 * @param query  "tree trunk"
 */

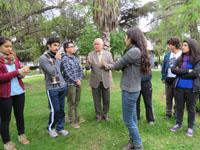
xmin=102 ymin=31 xmax=110 ymax=51
xmin=189 ymin=20 xmax=200 ymax=42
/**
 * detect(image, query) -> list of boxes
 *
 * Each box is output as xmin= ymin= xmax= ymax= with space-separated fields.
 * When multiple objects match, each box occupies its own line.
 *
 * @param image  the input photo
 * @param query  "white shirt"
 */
xmin=167 ymin=50 xmax=182 ymax=77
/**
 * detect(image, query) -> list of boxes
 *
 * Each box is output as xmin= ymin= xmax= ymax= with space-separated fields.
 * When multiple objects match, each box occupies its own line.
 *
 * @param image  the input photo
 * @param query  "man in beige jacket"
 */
xmin=86 ymin=38 xmax=113 ymax=121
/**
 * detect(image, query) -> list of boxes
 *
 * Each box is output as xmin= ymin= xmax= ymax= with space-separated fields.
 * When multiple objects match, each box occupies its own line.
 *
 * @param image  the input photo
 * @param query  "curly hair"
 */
xmin=126 ymin=27 xmax=151 ymax=74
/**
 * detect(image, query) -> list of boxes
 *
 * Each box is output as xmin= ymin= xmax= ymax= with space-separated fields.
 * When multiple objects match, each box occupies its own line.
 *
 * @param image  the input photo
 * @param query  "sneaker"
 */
xmin=148 ymin=121 xmax=154 ymax=125
xmin=122 ymin=142 xmax=134 ymax=150
xmin=18 ymin=134 xmax=30 ymax=145
xmin=133 ymin=146 xmax=144 ymax=150
xmin=47 ymin=129 xmax=58 ymax=138
xmin=4 ymin=141 xmax=17 ymax=150
xmin=186 ymin=128 xmax=193 ymax=137
xmin=57 ymin=129 xmax=69 ymax=136
xmin=71 ymin=123 xmax=80 ymax=129
xmin=170 ymin=124 xmax=182 ymax=132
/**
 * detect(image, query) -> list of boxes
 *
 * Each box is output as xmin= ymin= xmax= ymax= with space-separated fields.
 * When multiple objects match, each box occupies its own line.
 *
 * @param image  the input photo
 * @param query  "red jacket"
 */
xmin=0 ymin=57 xmax=25 ymax=98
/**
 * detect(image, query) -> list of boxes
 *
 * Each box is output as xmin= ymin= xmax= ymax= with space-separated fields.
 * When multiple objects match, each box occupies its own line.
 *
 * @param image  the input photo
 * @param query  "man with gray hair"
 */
xmin=86 ymin=38 xmax=113 ymax=121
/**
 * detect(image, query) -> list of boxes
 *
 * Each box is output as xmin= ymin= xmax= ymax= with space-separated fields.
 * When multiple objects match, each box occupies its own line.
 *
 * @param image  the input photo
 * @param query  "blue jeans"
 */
xmin=122 ymin=90 xmax=143 ymax=147
xmin=47 ymin=86 xmax=67 ymax=131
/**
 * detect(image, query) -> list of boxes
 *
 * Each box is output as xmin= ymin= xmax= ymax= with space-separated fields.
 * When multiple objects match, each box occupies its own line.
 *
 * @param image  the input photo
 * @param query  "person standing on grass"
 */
xmin=0 ymin=36 xmax=30 ymax=150
xmin=39 ymin=37 xmax=69 ymax=138
xmin=136 ymin=49 xmax=155 ymax=125
xmin=170 ymin=39 xmax=200 ymax=137
xmin=86 ymin=38 xmax=113 ymax=121
xmin=161 ymin=37 xmax=182 ymax=119
xmin=103 ymin=27 xmax=150 ymax=150
xmin=61 ymin=41 xmax=84 ymax=129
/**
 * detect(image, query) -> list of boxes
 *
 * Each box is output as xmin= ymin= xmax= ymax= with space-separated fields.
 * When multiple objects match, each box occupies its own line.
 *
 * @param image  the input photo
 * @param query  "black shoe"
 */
xmin=122 ymin=142 xmax=134 ymax=150
xmin=102 ymin=115 xmax=110 ymax=121
xmin=96 ymin=115 xmax=102 ymax=121
xmin=165 ymin=115 xmax=172 ymax=119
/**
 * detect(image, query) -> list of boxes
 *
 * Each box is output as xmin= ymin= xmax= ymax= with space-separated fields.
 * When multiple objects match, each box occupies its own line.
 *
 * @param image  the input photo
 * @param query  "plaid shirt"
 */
xmin=61 ymin=54 xmax=83 ymax=86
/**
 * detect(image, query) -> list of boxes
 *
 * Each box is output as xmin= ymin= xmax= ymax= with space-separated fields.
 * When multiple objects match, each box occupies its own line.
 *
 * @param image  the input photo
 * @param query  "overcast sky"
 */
xmin=138 ymin=0 xmax=156 ymax=32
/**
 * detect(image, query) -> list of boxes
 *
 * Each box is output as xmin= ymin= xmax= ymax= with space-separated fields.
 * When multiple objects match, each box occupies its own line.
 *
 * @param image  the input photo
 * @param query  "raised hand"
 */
xmin=55 ymin=51 xmax=62 ymax=60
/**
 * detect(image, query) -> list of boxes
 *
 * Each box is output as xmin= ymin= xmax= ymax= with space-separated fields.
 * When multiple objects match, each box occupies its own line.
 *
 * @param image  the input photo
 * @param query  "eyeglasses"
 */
xmin=68 ymin=45 xmax=75 ymax=48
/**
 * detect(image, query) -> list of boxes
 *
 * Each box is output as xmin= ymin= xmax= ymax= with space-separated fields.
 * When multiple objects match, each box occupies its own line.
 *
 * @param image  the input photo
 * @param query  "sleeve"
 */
xmin=161 ymin=55 xmax=166 ymax=81
xmin=110 ymin=48 xmax=141 ymax=70
xmin=85 ymin=53 xmax=92 ymax=70
xmin=171 ymin=61 xmax=189 ymax=75
xmin=0 ymin=69 xmax=19 ymax=83
xmin=61 ymin=57 xmax=77 ymax=83
xmin=39 ymin=56 xmax=55 ymax=76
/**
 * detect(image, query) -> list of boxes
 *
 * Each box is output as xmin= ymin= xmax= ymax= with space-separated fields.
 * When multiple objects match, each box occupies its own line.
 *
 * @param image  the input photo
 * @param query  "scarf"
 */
xmin=181 ymin=55 xmax=190 ymax=69
xmin=0 ymin=51 xmax=16 ymax=64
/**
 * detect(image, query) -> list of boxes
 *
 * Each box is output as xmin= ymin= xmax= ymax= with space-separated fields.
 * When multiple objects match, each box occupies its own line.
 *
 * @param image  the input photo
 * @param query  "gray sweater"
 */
xmin=39 ymin=51 xmax=66 ymax=90
xmin=110 ymin=46 xmax=141 ymax=92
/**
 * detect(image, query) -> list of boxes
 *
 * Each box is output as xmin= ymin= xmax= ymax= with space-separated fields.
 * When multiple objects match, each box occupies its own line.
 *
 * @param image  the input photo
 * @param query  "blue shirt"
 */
xmin=177 ymin=55 xmax=193 ymax=89
xmin=61 ymin=54 xmax=83 ymax=86
xmin=6 ymin=64 xmax=24 ymax=96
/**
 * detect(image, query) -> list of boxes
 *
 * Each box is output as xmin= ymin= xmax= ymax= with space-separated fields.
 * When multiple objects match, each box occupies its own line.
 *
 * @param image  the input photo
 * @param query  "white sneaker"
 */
xmin=48 ymin=129 xmax=58 ymax=138
xmin=57 ymin=129 xmax=69 ymax=136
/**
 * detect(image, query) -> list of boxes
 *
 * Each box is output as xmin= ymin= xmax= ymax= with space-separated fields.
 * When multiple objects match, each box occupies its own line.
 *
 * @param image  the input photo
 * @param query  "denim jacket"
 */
xmin=161 ymin=52 xmax=171 ymax=81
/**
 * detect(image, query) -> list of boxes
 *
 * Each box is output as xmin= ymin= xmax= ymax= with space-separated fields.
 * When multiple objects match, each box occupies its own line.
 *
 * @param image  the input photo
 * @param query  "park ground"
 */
xmin=1 ymin=71 xmax=200 ymax=150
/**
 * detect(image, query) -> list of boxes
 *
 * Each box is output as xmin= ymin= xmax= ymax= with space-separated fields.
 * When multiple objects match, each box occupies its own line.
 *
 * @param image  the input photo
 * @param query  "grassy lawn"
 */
xmin=1 ymin=71 xmax=200 ymax=150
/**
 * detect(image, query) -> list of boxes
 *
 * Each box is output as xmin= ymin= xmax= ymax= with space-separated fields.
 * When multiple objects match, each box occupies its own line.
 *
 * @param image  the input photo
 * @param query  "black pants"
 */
xmin=175 ymin=88 xmax=196 ymax=129
xmin=136 ymin=80 xmax=155 ymax=122
xmin=0 ymin=93 xmax=25 ymax=144
xmin=165 ymin=81 xmax=176 ymax=117
xmin=92 ymin=82 xmax=110 ymax=117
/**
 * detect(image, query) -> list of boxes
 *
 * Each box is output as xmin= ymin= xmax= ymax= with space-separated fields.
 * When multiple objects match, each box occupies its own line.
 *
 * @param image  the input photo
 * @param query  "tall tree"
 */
xmin=93 ymin=0 xmax=119 ymax=51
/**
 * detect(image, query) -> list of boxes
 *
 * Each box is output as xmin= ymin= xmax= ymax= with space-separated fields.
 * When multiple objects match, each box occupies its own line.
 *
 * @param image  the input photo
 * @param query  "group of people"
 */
xmin=1 ymin=27 xmax=200 ymax=150
xmin=161 ymin=37 xmax=200 ymax=137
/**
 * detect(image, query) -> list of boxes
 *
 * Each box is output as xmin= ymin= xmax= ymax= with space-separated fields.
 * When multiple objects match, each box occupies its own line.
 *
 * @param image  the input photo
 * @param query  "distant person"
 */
xmin=39 ymin=37 xmax=69 ymax=138
xmin=170 ymin=39 xmax=200 ymax=137
xmin=86 ymin=38 xmax=113 ymax=121
xmin=161 ymin=37 xmax=182 ymax=119
xmin=0 ymin=36 xmax=30 ymax=150
xmin=61 ymin=42 xmax=84 ymax=128
xmin=103 ymin=27 xmax=150 ymax=150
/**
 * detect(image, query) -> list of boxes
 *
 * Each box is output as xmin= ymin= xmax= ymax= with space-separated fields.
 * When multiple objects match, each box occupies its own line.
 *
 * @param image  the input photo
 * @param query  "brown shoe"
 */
xmin=4 ymin=141 xmax=17 ymax=150
xmin=18 ymin=134 xmax=30 ymax=145
xmin=78 ymin=117 xmax=86 ymax=124
xmin=71 ymin=123 xmax=80 ymax=129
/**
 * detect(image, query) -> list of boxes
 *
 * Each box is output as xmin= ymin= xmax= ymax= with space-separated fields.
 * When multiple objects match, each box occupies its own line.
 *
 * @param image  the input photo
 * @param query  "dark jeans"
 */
xmin=0 ymin=93 xmax=25 ymax=144
xmin=137 ymin=80 xmax=155 ymax=122
xmin=67 ymin=85 xmax=81 ymax=124
xmin=165 ymin=81 xmax=176 ymax=117
xmin=175 ymin=88 xmax=196 ymax=129
xmin=92 ymin=82 xmax=110 ymax=117
xmin=47 ymin=87 xmax=67 ymax=131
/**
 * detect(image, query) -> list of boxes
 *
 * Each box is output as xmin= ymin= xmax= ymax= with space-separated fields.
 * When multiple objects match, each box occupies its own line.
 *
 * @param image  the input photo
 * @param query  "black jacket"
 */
xmin=171 ymin=58 xmax=200 ymax=93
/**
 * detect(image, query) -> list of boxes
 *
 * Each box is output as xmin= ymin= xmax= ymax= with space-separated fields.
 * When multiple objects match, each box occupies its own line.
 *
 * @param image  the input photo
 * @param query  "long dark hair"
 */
xmin=177 ymin=38 xmax=200 ymax=66
xmin=126 ymin=27 xmax=150 ymax=74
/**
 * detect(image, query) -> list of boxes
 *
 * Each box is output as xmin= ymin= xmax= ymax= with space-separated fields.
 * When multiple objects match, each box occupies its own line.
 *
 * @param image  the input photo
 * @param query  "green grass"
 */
xmin=1 ymin=71 xmax=200 ymax=150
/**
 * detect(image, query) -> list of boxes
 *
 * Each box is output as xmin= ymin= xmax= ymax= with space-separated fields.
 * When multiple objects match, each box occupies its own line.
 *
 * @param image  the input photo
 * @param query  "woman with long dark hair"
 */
xmin=104 ymin=27 xmax=150 ymax=150
xmin=170 ymin=38 xmax=200 ymax=137
xmin=0 ymin=36 xmax=30 ymax=150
